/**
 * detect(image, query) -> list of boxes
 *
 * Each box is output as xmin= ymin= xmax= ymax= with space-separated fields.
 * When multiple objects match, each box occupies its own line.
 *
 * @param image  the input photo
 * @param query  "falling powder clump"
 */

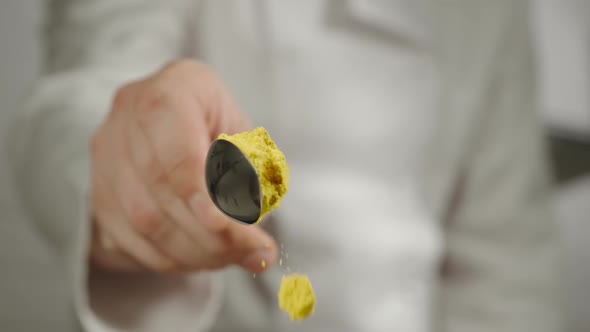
xmin=218 ymin=127 xmax=290 ymax=223
xmin=278 ymin=274 xmax=316 ymax=321
xmin=218 ymin=129 xmax=315 ymax=322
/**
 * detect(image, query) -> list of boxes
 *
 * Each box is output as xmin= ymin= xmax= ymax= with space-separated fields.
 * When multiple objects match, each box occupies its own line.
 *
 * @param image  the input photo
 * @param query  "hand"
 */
xmin=89 ymin=59 xmax=277 ymax=275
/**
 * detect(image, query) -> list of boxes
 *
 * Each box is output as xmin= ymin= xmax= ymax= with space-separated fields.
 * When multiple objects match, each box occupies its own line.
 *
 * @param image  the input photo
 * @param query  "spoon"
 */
xmin=205 ymin=139 xmax=262 ymax=225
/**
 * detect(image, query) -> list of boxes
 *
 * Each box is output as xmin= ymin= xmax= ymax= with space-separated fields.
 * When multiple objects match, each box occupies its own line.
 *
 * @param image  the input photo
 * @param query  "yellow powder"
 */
xmin=278 ymin=274 xmax=316 ymax=321
xmin=218 ymin=127 xmax=290 ymax=223
xmin=261 ymin=260 xmax=267 ymax=269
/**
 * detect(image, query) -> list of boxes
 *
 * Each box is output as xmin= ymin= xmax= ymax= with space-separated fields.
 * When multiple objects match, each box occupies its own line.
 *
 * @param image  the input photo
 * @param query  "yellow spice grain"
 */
xmin=218 ymin=127 xmax=290 ymax=223
xmin=261 ymin=260 xmax=267 ymax=269
xmin=278 ymin=274 xmax=316 ymax=321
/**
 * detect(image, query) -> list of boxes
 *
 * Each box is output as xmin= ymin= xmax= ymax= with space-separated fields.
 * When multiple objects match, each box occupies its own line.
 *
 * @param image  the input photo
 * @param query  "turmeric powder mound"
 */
xmin=278 ymin=274 xmax=316 ymax=321
xmin=218 ymin=127 xmax=289 ymax=223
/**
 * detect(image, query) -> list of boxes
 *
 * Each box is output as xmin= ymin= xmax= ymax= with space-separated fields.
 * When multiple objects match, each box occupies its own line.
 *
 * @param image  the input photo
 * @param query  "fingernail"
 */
xmin=241 ymin=249 xmax=274 ymax=272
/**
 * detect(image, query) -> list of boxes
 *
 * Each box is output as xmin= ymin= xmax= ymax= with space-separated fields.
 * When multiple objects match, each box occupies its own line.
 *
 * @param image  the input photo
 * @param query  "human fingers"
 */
xmin=90 ymin=166 xmax=176 ymax=273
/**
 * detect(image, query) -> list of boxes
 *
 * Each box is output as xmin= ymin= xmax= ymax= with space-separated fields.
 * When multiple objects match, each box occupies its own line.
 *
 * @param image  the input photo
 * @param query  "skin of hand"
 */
xmin=88 ymin=59 xmax=277 ymax=275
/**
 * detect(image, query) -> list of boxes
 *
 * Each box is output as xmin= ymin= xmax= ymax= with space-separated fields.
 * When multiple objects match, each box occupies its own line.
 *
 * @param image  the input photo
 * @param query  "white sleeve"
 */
xmin=437 ymin=4 xmax=563 ymax=332
xmin=6 ymin=1 xmax=224 ymax=331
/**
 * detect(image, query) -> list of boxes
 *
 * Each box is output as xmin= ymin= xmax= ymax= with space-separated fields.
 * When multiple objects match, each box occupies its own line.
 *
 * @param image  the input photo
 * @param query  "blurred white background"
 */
xmin=535 ymin=0 xmax=590 ymax=136
xmin=0 ymin=1 xmax=588 ymax=331
xmin=533 ymin=1 xmax=590 ymax=332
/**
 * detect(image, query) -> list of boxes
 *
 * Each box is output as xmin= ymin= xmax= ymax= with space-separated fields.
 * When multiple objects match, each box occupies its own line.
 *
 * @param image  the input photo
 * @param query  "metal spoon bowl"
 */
xmin=205 ymin=139 xmax=262 ymax=225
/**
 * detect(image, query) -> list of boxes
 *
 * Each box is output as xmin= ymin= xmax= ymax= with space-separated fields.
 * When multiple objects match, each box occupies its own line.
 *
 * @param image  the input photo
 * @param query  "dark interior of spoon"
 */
xmin=205 ymin=139 xmax=261 ymax=225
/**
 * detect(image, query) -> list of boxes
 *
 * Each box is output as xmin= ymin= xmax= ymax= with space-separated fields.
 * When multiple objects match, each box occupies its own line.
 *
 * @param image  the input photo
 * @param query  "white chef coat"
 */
xmin=4 ymin=0 xmax=563 ymax=331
